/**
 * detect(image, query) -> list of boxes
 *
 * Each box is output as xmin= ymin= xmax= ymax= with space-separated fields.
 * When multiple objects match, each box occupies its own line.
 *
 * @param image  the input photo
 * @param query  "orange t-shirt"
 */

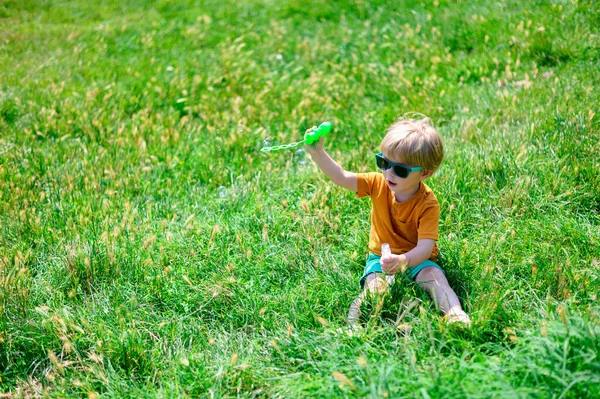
xmin=356 ymin=172 xmax=440 ymax=261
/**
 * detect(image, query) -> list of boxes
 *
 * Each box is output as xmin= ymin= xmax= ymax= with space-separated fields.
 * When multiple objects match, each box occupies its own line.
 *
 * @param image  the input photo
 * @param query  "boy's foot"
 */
xmin=446 ymin=308 xmax=472 ymax=326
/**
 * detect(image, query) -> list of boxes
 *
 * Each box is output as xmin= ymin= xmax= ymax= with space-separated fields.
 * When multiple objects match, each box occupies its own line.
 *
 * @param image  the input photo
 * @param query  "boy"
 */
xmin=305 ymin=117 xmax=471 ymax=326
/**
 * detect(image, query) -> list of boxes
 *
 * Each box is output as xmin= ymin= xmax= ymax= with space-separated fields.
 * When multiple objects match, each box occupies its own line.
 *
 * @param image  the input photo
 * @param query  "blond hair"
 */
xmin=380 ymin=117 xmax=444 ymax=172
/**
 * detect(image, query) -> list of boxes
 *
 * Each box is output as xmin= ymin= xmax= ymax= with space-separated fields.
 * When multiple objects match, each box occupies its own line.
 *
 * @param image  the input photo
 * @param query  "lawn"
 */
xmin=1 ymin=0 xmax=599 ymax=397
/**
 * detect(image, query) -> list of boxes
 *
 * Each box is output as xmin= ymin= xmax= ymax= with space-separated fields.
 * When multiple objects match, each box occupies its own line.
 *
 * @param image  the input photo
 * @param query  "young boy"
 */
xmin=305 ymin=117 xmax=471 ymax=325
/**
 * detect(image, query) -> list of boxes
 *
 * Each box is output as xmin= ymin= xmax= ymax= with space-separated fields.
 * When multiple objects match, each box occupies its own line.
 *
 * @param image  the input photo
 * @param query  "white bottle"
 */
xmin=380 ymin=243 xmax=395 ymax=283
xmin=381 ymin=243 xmax=392 ymax=260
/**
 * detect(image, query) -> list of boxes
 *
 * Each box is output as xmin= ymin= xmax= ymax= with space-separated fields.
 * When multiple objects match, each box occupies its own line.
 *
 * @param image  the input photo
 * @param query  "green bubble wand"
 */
xmin=260 ymin=121 xmax=333 ymax=152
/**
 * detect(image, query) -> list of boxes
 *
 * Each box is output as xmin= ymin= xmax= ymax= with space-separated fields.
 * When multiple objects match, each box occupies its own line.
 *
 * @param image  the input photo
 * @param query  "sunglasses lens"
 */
xmin=393 ymin=165 xmax=409 ymax=178
xmin=376 ymin=155 xmax=390 ymax=170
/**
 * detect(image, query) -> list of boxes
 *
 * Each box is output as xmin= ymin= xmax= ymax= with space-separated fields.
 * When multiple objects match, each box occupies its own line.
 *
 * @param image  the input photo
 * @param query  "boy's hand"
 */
xmin=304 ymin=126 xmax=324 ymax=154
xmin=381 ymin=254 xmax=408 ymax=275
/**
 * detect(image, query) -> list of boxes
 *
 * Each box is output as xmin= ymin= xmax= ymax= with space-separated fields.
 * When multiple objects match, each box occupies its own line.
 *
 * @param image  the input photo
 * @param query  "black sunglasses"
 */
xmin=375 ymin=153 xmax=424 ymax=178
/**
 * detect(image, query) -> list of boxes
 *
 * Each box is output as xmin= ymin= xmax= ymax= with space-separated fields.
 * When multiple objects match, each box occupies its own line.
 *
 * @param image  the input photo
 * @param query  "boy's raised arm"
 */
xmin=305 ymin=137 xmax=358 ymax=192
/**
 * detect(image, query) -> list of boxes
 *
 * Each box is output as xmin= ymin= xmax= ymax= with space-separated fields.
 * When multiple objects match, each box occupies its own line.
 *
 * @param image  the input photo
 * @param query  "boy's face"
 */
xmin=381 ymin=151 xmax=431 ymax=194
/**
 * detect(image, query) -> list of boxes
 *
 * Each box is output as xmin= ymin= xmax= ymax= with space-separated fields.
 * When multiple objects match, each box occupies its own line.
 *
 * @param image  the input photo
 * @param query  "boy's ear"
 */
xmin=421 ymin=170 xmax=434 ymax=180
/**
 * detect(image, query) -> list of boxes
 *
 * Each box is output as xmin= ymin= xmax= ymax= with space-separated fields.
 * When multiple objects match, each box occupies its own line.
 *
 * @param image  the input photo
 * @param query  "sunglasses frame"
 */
xmin=375 ymin=152 xmax=424 ymax=178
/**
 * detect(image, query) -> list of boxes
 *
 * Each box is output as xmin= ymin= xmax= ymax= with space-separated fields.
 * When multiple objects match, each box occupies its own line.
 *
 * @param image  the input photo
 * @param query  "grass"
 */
xmin=1 ymin=0 xmax=599 ymax=397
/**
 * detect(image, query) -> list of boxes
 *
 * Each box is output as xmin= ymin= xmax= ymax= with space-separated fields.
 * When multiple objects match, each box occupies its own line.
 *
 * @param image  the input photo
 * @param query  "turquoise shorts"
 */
xmin=359 ymin=253 xmax=444 ymax=288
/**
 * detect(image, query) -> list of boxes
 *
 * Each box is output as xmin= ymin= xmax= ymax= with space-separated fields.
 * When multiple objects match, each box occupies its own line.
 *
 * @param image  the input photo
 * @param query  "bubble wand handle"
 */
xmin=303 ymin=121 xmax=332 ymax=145
xmin=260 ymin=121 xmax=332 ymax=153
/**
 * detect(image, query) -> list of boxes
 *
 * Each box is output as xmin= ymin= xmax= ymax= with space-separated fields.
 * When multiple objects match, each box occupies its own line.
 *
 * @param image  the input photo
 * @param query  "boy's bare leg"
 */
xmin=347 ymin=292 xmax=364 ymax=326
xmin=347 ymin=273 xmax=390 ymax=326
xmin=415 ymin=266 xmax=471 ymax=324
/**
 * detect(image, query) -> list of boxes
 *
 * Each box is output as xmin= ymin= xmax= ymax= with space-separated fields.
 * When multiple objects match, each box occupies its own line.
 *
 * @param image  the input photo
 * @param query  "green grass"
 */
xmin=1 ymin=0 xmax=599 ymax=397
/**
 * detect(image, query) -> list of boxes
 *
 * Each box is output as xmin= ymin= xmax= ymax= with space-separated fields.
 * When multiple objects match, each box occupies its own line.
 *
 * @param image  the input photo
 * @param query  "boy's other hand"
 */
xmin=381 ymin=254 xmax=408 ymax=275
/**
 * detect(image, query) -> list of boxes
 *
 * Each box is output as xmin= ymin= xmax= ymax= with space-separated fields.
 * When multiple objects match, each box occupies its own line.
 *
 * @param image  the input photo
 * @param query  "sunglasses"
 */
xmin=375 ymin=152 xmax=424 ymax=178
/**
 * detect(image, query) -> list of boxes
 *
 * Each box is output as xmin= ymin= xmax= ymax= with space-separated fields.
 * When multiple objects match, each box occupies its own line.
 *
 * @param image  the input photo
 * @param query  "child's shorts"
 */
xmin=359 ymin=253 xmax=444 ymax=288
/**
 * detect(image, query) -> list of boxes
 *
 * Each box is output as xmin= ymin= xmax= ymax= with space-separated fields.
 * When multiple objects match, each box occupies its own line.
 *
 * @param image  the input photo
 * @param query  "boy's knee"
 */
xmin=415 ymin=267 xmax=446 ymax=290
xmin=365 ymin=275 xmax=389 ymax=296
xmin=416 ymin=266 xmax=442 ymax=282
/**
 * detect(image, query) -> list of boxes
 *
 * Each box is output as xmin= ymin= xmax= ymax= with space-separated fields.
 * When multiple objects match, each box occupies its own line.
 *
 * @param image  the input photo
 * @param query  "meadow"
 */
xmin=1 ymin=0 xmax=599 ymax=397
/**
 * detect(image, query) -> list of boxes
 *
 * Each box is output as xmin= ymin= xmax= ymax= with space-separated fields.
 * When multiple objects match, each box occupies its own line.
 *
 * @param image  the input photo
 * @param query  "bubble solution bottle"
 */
xmin=381 ymin=243 xmax=396 ymax=284
xmin=381 ymin=243 xmax=392 ymax=260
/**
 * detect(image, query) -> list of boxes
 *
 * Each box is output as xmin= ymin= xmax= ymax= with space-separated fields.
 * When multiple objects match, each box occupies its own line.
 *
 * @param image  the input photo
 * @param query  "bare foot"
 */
xmin=446 ymin=308 xmax=472 ymax=326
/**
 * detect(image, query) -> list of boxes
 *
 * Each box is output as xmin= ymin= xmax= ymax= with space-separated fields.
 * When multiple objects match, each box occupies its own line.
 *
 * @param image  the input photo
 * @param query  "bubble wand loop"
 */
xmin=260 ymin=122 xmax=332 ymax=153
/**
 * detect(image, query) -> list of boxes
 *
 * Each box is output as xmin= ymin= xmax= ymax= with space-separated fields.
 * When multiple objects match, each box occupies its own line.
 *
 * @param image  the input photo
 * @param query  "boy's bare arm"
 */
xmin=402 ymin=239 xmax=436 ymax=267
xmin=305 ymin=138 xmax=358 ymax=192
